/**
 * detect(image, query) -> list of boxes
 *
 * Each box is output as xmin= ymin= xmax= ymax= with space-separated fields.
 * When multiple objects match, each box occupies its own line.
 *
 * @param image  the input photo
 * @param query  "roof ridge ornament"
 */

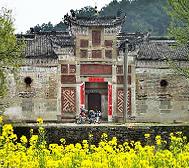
xmin=95 ymin=6 xmax=98 ymax=18
xmin=116 ymin=9 xmax=122 ymax=18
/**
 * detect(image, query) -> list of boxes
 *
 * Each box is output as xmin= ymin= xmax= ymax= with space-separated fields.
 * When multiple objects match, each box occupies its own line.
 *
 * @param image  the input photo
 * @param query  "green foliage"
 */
xmin=100 ymin=0 xmax=170 ymax=35
xmin=164 ymin=0 xmax=189 ymax=78
xmin=28 ymin=0 xmax=171 ymax=36
xmin=0 ymin=7 xmax=25 ymax=98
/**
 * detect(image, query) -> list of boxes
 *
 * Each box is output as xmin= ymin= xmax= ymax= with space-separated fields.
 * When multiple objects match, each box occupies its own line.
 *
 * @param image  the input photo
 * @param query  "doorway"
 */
xmin=88 ymin=93 xmax=101 ymax=111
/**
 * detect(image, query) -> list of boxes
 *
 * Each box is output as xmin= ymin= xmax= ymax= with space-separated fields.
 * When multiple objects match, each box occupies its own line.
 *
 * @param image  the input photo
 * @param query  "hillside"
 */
xmin=29 ymin=0 xmax=170 ymax=36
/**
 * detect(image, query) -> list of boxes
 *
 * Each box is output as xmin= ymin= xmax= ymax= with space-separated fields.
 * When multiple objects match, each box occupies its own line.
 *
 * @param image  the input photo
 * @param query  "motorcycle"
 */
xmin=88 ymin=110 xmax=102 ymax=124
xmin=76 ymin=108 xmax=102 ymax=124
xmin=76 ymin=108 xmax=88 ymax=124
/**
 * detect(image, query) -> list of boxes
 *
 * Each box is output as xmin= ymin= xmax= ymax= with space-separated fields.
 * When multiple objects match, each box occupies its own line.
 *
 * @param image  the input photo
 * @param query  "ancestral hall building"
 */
xmin=3 ymin=10 xmax=189 ymax=123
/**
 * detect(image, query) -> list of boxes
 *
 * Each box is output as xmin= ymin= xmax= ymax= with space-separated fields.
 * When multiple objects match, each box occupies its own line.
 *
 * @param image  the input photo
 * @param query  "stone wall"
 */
xmin=135 ymin=65 xmax=189 ymax=122
xmin=13 ymin=125 xmax=189 ymax=146
xmin=3 ymin=66 xmax=58 ymax=121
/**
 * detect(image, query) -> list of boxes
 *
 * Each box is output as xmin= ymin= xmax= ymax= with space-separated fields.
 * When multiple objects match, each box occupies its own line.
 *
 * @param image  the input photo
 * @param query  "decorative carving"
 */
xmin=116 ymin=75 xmax=131 ymax=84
xmin=92 ymin=50 xmax=102 ymax=58
xmin=92 ymin=30 xmax=101 ymax=46
xmin=117 ymin=9 xmax=122 ymax=18
xmin=61 ymin=64 xmax=68 ymax=73
xmin=128 ymin=65 xmax=132 ymax=74
xmin=104 ymin=27 xmax=122 ymax=35
xmin=69 ymin=65 xmax=76 ymax=73
xmin=61 ymin=87 xmax=76 ymax=113
xmin=105 ymin=50 xmax=112 ymax=58
xmin=80 ymin=64 xmax=112 ymax=75
xmin=80 ymin=39 xmax=88 ymax=48
xmin=128 ymin=87 xmax=131 ymax=115
xmin=117 ymin=76 xmax=123 ymax=84
xmin=61 ymin=75 xmax=76 ymax=84
xmin=117 ymin=88 xmax=131 ymax=114
xmin=81 ymin=50 xmax=88 ymax=58
xmin=128 ymin=75 xmax=131 ymax=85
xmin=117 ymin=65 xmax=123 ymax=74
xmin=104 ymin=40 xmax=113 ymax=47
xmin=117 ymin=89 xmax=123 ymax=113
xmin=18 ymin=91 xmax=35 ymax=98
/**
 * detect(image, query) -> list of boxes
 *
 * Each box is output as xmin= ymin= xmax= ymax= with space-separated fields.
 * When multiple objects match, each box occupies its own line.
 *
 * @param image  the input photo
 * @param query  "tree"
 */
xmin=164 ymin=0 xmax=189 ymax=78
xmin=0 ymin=7 xmax=25 ymax=98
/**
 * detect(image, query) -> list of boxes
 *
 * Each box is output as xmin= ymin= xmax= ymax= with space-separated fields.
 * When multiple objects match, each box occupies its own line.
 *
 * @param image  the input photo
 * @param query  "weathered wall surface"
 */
xmin=13 ymin=125 xmax=189 ymax=146
xmin=3 ymin=66 xmax=58 ymax=121
xmin=135 ymin=62 xmax=189 ymax=122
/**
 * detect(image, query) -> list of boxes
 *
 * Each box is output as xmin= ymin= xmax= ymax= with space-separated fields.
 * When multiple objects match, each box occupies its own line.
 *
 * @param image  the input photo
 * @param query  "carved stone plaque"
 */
xmin=105 ymin=50 xmax=112 ymax=58
xmin=61 ymin=64 xmax=68 ymax=73
xmin=92 ymin=50 xmax=102 ymax=58
xmin=80 ymin=64 xmax=112 ymax=75
xmin=61 ymin=75 xmax=76 ymax=84
xmin=92 ymin=30 xmax=101 ymax=46
xmin=81 ymin=50 xmax=88 ymax=58
xmin=104 ymin=40 xmax=113 ymax=47
xmin=117 ymin=65 xmax=123 ymax=74
xmin=69 ymin=65 xmax=76 ymax=73
xmin=61 ymin=87 xmax=76 ymax=113
xmin=80 ymin=39 xmax=89 ymax=48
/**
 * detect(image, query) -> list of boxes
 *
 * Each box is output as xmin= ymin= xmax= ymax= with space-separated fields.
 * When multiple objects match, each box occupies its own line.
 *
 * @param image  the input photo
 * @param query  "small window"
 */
xmin=160 ymin=79 xmax=168 ymax=87
xmin=24 ymin=76 xmax=32 ymax=85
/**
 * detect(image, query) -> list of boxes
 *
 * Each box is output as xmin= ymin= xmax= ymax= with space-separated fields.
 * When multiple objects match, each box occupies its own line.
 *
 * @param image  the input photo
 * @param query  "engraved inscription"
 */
xmin=61 ymin=64 xmax=68 ymax=73
xmin=61 ymin=75 xmax=76 ymax=84
xmin=80 ymin=64 xmax=112 ymax=75
xmin=92 ymin=50 xmax=102 ymax=58
xmin=92 ymin=30 xmax=101 ymax=46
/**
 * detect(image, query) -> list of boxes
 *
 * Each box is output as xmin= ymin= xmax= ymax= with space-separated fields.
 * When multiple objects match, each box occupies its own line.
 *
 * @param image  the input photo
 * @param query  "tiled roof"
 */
xmin=16 ymin=31 xmax=75 ymax=59
xmin=137 ymin=41 xmax=188 ymax=61
xmin=16 ymin=31 xmax=188 ymax=61
xmin=64 ymin=14 xmax=126 ymax=28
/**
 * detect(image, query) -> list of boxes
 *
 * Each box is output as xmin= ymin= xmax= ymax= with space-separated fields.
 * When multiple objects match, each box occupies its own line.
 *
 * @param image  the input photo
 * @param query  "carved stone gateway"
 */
xmin=4 ymin=9 xmax=189 ymax=123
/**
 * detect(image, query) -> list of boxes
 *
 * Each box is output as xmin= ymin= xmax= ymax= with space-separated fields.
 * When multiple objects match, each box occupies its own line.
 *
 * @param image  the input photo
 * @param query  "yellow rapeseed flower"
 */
xmin=155 ymin=135 xmax=162 ymax=140
xmin=37 ymin=118 xmax=43 ymax=125
xmin=30 ymin=135 xmax=38 ymax=146
xmin=145 ymin=134 xmax=150 ymax=139
xmin=89 ymin=134 xmax=93 ymax=137
xmin=60 ymin=138 xmax=66 ymax=144
xmin=30 ymin=129 xmax=33 ymax=134
xmin=176 ymin=131 xmax=182 ymax=135
xmin=0 ymin=116 xmax=3 ymax=123
xmin=38 ymin=127 xmax=44 ymax=133
xmin=83 ymin=140 xmax=88 ymax=144
xmin=20 ymin=135 xmax=28 ymax=144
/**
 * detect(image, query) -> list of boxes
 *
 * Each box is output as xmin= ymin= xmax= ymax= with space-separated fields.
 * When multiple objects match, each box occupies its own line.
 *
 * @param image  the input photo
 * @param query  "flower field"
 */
xmin=0 ymin=117 xmax=189 ymax=168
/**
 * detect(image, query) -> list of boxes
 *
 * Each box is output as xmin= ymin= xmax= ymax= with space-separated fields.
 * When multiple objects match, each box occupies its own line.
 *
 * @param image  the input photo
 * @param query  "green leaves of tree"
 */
xmin=164 ymin=0 xmax=189 ymax=78
xmin=0 ymin=7 xmax=25 ymax=98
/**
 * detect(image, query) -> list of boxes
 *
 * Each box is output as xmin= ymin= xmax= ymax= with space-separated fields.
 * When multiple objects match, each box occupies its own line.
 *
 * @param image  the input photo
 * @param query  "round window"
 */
xmin=24 ymin=77 xmax=32 ymax=85
xmin=160 ymin=79 xmax=168 ymax=87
